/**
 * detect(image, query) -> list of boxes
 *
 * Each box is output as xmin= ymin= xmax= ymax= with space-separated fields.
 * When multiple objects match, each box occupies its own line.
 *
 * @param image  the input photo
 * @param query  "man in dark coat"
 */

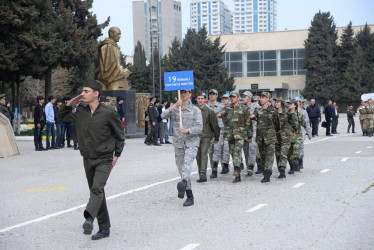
xmin=324 ymin=100 xmax=334 ymax=136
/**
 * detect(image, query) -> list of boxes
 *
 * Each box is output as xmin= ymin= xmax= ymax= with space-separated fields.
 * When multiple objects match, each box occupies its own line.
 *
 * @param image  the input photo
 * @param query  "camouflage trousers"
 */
xmin=175 ymin=145 xmax=199 ymax=190
xmin=228 ymin=139 xmax=245 ymax=170
xmin=243 ymin=139 xmax=257 ymax=169
xmin=300 ymin=131 xmax=307 ymax=158
xmin=257 ymin=136 xmax=275 ymax=173
xmin=209 ymin=130 xmax=230 ymax=166
xmin=275 ymin=136 xmax=291 ymax=169
xmin=287 ymin=136 xmax=302 ymax=164
xmin=368 ymin=118 xmax=374 ymax=129
xmin=360 ymin=119 xmax=366 ymax=132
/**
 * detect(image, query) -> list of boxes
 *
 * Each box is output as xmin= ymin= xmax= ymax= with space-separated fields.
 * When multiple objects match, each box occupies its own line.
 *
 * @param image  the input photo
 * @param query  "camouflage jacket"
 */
xmin=207 ymin=101 xmax=224 ymax=128
xmin=290 ymin=111 xmax=307 ymax=138
xmin=299 ymin=108 xmax=312 ymax=139
xmin=366 ymin=104 xmax=374 ymax=118
xmin=220 ymin=104 xmax=252 ymax=141
xmin=161 ymin=104 xmax=203 ymax=148
xmin=253 ymin=105 xmax=280 ymax=140
xmin=277 ymin=110 xmax=294 ymax=140
xmin=357 ymin=105 xmax=367 ymax=120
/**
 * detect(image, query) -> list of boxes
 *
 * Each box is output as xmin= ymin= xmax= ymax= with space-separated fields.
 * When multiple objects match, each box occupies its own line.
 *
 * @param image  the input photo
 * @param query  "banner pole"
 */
xmin=178 ymin=90 xmax=183 ymax=127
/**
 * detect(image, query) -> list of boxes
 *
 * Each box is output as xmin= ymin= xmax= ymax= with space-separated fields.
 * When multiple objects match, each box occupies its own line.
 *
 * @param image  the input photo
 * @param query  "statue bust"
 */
xmin=94 ymin=27 xmax=131 ymax=90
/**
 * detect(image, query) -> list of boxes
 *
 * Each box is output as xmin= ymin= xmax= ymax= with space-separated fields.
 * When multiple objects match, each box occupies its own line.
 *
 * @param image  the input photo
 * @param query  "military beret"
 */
xmin=84 ymin=78 xmax=103 ymax=92
xmin=149 ymin=95 xmax=155 ymax=100
xmin=252 ymin=96 xmax=260 ymax=101
xmin=230 ymin=91 xmax=239 ymax=97
xmin=260 ymin=92 xmax=271 ymax=99
xmin=242 ymin=91 xmax=253 ymax=98
xmin=0 ymin=93 xmax=5 ymax=99
xmin=222 ymin=94 xmax=229 ymax=98
xmin=209 ymin=89 xmax=218 ymax=95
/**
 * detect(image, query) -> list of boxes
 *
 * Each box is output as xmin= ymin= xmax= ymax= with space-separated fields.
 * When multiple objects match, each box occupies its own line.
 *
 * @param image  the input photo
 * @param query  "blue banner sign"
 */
xmin=164 ymin=71 xmax=194 ymax=91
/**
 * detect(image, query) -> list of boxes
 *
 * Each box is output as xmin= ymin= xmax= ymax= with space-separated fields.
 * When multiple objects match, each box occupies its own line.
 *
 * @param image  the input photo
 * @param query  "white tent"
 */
xmin=361 ymin=93 xmax=374 ymax=101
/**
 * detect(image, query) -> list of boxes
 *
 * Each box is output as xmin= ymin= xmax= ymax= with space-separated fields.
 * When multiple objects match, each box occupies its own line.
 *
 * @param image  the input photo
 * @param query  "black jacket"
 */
xmin=34 ymin=104 xmax=46 ymax=125
xmin=324 ymin=104 xmax=335 ymax=119
xmin=147 ymin=102 xmax=159 ymax=123
xmin=306 ymin=104 xmax=321 ymax=119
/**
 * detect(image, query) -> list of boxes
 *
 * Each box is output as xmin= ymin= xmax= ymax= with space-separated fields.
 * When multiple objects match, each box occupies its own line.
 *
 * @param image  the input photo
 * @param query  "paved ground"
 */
xmin=1 ymin=115 xmax=374 ymax=250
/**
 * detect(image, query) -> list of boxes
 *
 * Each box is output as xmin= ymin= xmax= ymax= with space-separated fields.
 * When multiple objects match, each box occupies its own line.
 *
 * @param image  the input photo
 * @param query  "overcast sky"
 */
xmin=91 ymin=0 xmax=374 ymax=56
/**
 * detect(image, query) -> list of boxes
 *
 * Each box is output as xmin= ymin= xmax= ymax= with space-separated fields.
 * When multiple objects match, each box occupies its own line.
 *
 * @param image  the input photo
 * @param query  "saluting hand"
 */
xmin=67 ymin=93 xmax=84 ymax=107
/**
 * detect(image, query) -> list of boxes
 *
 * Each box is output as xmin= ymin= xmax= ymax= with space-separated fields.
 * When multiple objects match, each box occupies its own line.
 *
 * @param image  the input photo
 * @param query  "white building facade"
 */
xmin=232 ymin=0 xmax=277 ymax=33
xmin=190 ymin=0 xmax=232 ymax=35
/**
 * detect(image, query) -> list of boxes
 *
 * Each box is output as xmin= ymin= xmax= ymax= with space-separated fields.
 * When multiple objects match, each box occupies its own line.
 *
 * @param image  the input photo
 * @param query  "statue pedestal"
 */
xmin=102 ymin=90 xmax=136 ymax=135
xmin=0 ymin=113 xmax=20 ymax=158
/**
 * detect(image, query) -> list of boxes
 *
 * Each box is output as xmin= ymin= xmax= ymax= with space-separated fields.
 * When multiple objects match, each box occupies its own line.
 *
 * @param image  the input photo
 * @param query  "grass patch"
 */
xmin=362 ymin=183 xmax=374 ymax=194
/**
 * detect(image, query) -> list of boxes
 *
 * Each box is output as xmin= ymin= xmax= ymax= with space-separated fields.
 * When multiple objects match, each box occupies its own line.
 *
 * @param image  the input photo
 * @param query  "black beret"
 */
xmin=84 ymin=78 xmax=103 ymax=92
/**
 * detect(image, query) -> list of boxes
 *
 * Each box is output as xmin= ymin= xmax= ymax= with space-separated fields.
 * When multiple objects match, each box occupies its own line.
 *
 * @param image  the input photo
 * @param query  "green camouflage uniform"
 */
xmin=275 ymin=110 xmax=294 ymax=170
xmin=287 ymin=111 xmax=306 ymax=165
xmin=357 ymin=104 xmax=367 ymax=134
xmin=220 ymin=104 xmax=252 ymax=172
xmin=253 ymin=106 xmax=280 ymax=174
xmin=366 ymin=103 xmax=374 ymax=134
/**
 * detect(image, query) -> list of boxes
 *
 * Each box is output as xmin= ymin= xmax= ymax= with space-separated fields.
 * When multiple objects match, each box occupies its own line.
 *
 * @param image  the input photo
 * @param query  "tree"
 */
xmin=337 ymin=22 xmax=354 ymax=74
xmin=302 ymin=11 xmax=338 ymax=103
xmin=128 ymin=41 xmax=150 ymax=93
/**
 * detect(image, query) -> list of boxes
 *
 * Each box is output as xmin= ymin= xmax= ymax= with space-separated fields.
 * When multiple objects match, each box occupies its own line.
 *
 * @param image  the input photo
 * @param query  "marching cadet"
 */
xmin=144 ymin=95 xmax=161 ymax=146
xmin=161 ymin=90 xmax=203 ymax=207
xmin=219 ymin=94 xmax=231 ymax=174
xmin=218 ymin=91 xmax=252 ymax=183
xmin=274 ymin=97 xmax=294 ymax=179
xmin=357 ymin=101 xmax=368 ymax=136
xmin=58 ymin=79 xmax=125 ymax=240
xmin=195 ymin=91 xmax=220 ymax=182
xmin=207 ymin=89 xmax=227 ymax=178
xmin=297 ymin=99 xmax=312 ymax=169
xmin=241 ymin=91 xmax=261 ymax=176
xmin=347 ymin=105 xmax=356 ymax=133
xmin=367 ymin=98 xmax=374 ymax=137
xmin=252 ymin=96 xmax=262 ymax=174
xmin=286 ymin=99 xmax=307 ymax=174
xmin=251 ymin=92 xmax=280 ymax=183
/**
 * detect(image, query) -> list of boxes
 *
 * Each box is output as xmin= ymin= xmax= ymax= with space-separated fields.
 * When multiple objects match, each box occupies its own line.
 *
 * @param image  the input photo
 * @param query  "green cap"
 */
xmin=260 ymin=92 xmax=271 ymax=99
xmin=209 ymin=89 xmax=218 ymax=95
xmin=274 ymin=97 xmax=284 ymax=102
xmin=230 ymin=91 xmax=239 ymax=97
xmin=252 ymin=96 xmax=260 ymax=101
xmin=85 ymin=79 xmax=103 ymax=92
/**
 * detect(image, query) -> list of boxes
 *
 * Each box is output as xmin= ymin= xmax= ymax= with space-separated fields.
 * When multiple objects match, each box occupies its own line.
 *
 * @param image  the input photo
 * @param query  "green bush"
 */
xmin=15 ymin=128 xmax=46 ymax=136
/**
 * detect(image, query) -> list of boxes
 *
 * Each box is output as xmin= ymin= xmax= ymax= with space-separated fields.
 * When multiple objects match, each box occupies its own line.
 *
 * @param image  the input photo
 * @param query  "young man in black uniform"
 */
xmin=33 ymin=96 xmax=46 ymax=151
xmin=58 ymin=79 xmax=125 ymax=240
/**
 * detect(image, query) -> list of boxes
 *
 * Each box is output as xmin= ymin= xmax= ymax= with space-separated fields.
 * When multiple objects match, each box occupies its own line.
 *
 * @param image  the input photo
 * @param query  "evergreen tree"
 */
xmin=128 ymin=41 xmax=150 ymax=93
xmin=337 ymin=22 xmax=354 ymax=74
xmin=302 ymin=11 xmax=338 ymax=103
xmin=355 ymin=24 xmax=374 ymax=64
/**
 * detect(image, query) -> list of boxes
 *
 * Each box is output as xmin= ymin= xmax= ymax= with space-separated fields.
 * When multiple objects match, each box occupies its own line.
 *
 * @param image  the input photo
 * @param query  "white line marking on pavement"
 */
xmin=341 ymin=158 xmax=349 ymax=162
xmin=320 ymin=169 xmax=330 ymax=173
xmin=368 ymin=146 xmax=373 ymax=149
xmin=0 ymin=171 xmax=199 ymax=233
xmin=179 ymin=244 xmax=200 ymax=250
xmin=246 ymin=204 xmax=268 ymax=213
xmin=355 ymin=151 xmax=362 ymax=154
xmin=292 ymin=183 xmax=305 ymax=188
xmin=304 ymin=133 xmax=352 ymax=145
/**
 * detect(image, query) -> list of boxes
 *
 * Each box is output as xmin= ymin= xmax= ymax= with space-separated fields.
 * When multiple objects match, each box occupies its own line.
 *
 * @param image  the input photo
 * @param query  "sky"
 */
xmin=91 ymin=0 xmax=374 ymax=56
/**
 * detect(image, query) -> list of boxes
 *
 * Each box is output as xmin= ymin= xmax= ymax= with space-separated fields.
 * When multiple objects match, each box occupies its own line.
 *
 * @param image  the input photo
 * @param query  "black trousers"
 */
xmin=34 ymin=124 xmax=44 ymax=149
xmin=332 ymin=117 xmax=338 ymax=133
xmin=145 ymin=121 xmax=159 ymax=144
xmin=325 ymin=119 xmax=332 ymax=135
xmin=348 ymin=118 xmax=355 ymax=132
xmin=309 ymin=117 xmax=319 ymax=136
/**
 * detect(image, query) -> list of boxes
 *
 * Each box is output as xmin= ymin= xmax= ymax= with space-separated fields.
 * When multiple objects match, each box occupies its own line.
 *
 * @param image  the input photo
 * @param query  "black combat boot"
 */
xmin=246 ymin=165 xmax=254 ymax=177
xmin=210 ymin=162 xmax=218 ymax=179
xmin=363 ymin=131 xmax=367 ymax=136
xmin=91 ymin=229 xmax=110 ymax=240
xmin=299 ymin=157 xmax=304 ymax=169
xmin=278 ymin=167 xmax=286 ymax=179
xmin=82 ymin=217 xmax=94 ymax=235
xmin=255 ymin=158 xmax=262 ymax=174
xmin=232 ymin=166 xmax=241 ymax=183
xmin=369 ymin=130 xmax=373 ymax=137
xmin=292 ymin=158 xmax=300 ymax=172
xmin=240 ymin=162 xmax=244 ymax=171
xmin=288 ymin=165 xmax=295 ymax=175
xmin=183 ymin=190 xmax=194 ymax=206
xmin=177 ymin=179 xmax=187 ymax=199
xmin=196 ymin=172 xmax=207 ymax=183
xmin=261 ymin=169 xmax=272 ymax=183
xmin=220 ymin=163 xmax=230 ymax=174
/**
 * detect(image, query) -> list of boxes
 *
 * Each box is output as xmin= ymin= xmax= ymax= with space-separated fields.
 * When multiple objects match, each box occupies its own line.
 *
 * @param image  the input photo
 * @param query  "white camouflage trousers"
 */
xmin=175 ymin=145 xmax=199 ymax=190
xmin=209 ymin=130 xmax=230 ymax=166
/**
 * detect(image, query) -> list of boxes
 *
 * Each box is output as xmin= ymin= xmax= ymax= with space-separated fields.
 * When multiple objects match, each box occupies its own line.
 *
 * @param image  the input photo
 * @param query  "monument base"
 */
xmin=101 ymin=90 xmax=136 ymax=135
xmin=0 ymin=113 xmax=20 ymax=158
